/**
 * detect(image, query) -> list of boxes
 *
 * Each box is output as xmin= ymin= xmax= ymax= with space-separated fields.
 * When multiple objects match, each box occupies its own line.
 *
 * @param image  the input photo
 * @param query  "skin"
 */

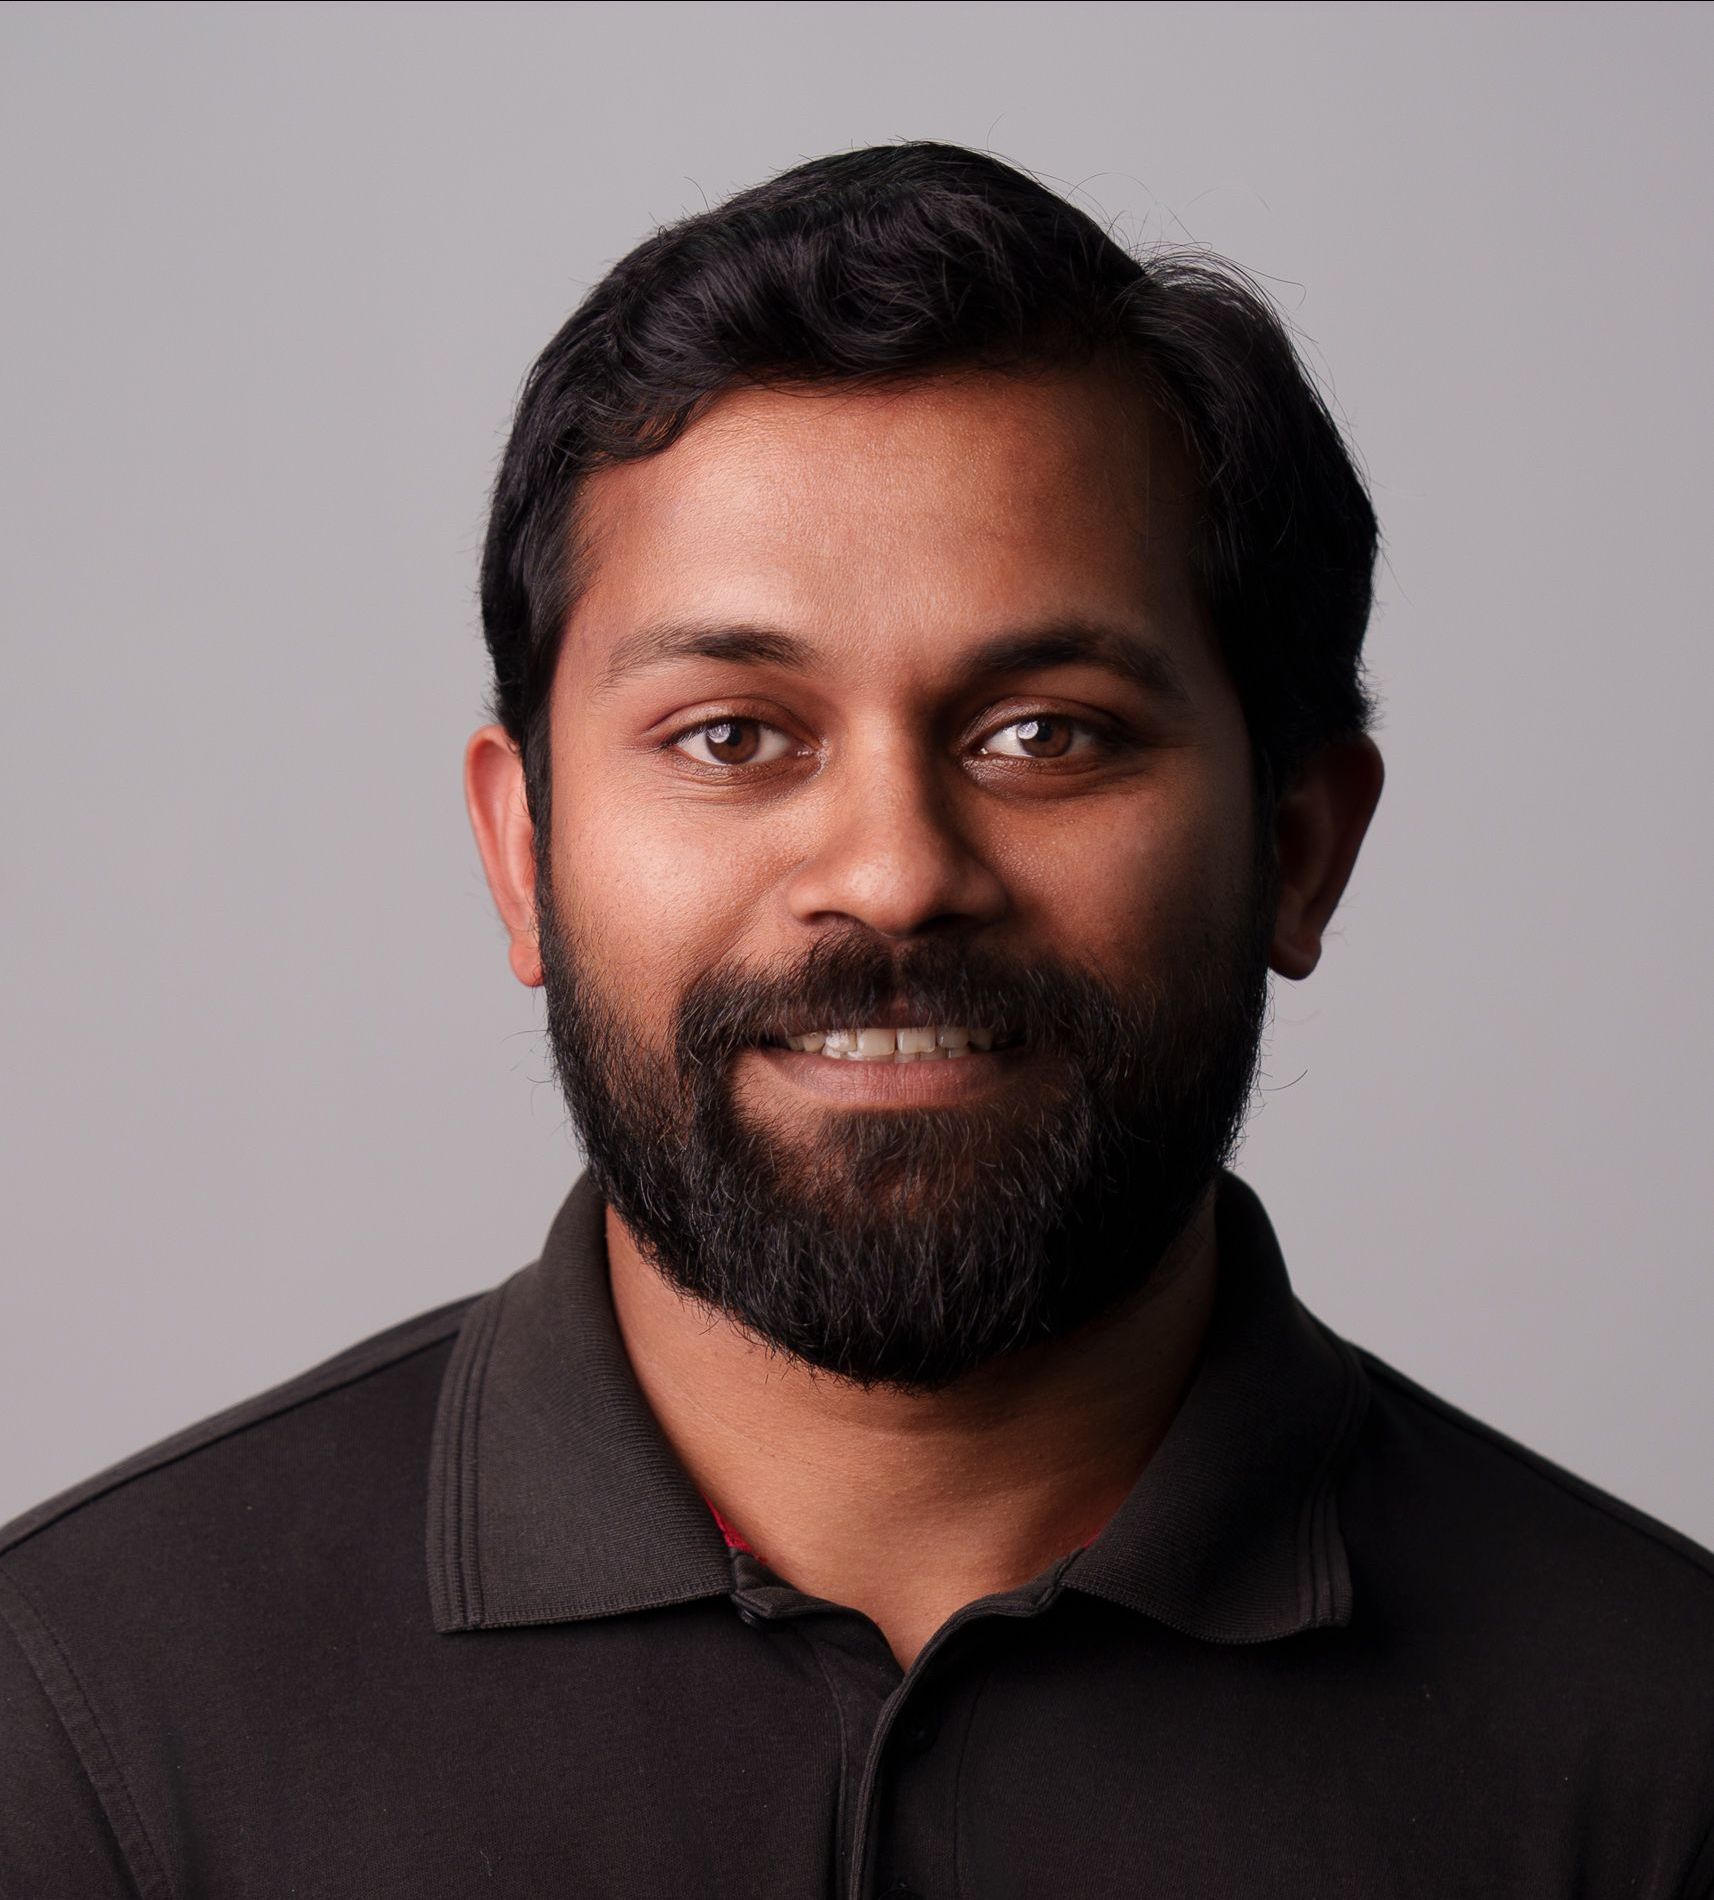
xmin=465 ymin=363 xmax=1384 ymax=1668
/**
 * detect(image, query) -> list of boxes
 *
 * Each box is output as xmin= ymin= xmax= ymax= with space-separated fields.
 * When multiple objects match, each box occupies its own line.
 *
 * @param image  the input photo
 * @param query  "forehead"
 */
xmin=564 ymin=364 xmax=1212 ymax=680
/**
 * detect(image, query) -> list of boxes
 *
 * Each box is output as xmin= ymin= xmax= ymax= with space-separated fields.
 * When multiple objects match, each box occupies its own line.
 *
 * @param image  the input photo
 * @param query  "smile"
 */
xmin=774 ymin=1025 xmax=1014 ymax=1063
xmin=747 ymin=1032 xmax=1032 ymax=1108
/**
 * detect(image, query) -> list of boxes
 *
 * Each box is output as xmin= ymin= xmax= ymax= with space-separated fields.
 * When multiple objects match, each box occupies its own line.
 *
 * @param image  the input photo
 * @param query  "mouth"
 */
xmin=764 ymin=1024 xmax=1020 ymax=1063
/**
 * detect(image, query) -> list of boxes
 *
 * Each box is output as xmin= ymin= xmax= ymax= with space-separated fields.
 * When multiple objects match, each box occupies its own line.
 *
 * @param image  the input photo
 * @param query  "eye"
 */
xmin=671 ymin=716 xmax=799 ymax=768
xmin=978 ymin=714 xmax=1100 ymax=761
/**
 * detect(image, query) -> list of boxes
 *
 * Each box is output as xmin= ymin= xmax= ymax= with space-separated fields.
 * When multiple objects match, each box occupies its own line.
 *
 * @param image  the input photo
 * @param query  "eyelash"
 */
xmin=660 ymin=712 xmax=1124 ymax=769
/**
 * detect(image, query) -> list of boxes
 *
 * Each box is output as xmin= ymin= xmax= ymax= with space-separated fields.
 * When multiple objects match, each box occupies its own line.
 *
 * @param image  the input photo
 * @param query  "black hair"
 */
xmin=480 ymin=141 xmax=1379 ymax=843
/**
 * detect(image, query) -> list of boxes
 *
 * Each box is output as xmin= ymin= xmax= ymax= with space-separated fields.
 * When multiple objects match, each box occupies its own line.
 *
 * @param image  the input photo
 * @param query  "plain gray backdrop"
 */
xmin=4 ymin=1 xmax=1710 ymax=1541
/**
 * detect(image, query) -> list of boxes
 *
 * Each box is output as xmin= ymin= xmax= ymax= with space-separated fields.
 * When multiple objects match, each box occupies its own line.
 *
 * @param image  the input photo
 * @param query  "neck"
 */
xmin=606 ymin=1189 xmax=1220 ymax=1669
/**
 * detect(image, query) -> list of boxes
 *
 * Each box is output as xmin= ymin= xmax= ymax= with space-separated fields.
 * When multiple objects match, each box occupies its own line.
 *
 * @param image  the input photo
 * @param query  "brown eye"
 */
xmin=1018 ymin=716 xmax=1072 ymax=758
xmin=982 ymin=715 xmax=1086 ymax=761
xmin=674 ymin=717 xmax=796 ymax=768
xmin=705 ymin=718 xmax=759 ymax=763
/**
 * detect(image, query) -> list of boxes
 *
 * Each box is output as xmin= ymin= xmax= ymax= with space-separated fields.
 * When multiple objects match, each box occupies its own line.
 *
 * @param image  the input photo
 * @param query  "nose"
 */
xmin=782 ymin=739 xmax=1009 ymax=941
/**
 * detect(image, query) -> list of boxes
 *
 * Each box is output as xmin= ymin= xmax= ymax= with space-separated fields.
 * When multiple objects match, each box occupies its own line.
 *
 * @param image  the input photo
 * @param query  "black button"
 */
xmin=896 ymin=1711 xmax=938 ymax=1754
xmin=735 ymin=1602 xmax=766 ymax=1627
xmin=879 ymin=1882 xmax=921 ymax=1899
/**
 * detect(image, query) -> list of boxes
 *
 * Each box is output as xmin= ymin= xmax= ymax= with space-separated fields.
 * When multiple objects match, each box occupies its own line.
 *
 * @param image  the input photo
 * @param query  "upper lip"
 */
xmin=786 ymin=1003 xmax=984 ymax=1031
xmin=859 ymin=1002 xmax=949 ymax=1029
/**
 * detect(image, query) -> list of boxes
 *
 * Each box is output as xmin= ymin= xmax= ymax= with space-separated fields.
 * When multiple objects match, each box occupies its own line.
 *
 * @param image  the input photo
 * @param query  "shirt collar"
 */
xmin=1062 ymin=1172 xmax=1366 ymax=1641
xmin=427 ymin=1169 xmax=1366 ymax=1643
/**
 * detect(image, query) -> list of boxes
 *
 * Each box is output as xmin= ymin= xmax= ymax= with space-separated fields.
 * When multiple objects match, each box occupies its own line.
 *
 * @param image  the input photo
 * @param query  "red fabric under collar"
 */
xmin=704 ymin=1497 xmax=757 ymax=1556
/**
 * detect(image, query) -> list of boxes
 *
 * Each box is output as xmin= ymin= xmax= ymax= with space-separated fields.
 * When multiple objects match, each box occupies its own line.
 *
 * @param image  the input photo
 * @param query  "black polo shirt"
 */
xmin=3 ymin=1170 xmax=1712 ymax=1897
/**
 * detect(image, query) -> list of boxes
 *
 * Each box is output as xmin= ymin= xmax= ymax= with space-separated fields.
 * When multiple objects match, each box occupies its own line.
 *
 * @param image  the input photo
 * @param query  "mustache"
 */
xmin=673 ymin=930 xmax=1162 ymax=1085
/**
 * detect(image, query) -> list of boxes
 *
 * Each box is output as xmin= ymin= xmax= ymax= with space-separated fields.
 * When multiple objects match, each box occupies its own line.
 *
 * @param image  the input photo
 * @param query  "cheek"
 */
xmin=1005 ymin=776 xmax=1254 ymax=980
xmin=549 ymin=772 xmax=782 ymax=1013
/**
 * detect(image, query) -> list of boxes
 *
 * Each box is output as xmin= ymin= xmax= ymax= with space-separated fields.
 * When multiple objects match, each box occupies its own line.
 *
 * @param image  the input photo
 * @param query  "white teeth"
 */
xmin=782 ymin=1024 xmax=1002 ymax=1062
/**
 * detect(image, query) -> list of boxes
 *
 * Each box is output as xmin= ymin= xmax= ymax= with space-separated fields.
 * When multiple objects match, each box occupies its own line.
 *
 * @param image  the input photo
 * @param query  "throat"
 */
xmin=602 ymin=1190 xmax=1221 ymax=1668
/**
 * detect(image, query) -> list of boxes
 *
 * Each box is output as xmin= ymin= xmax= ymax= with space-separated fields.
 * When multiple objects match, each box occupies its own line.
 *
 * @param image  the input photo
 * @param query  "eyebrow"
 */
xmin=592 ymin=617 xmax=1197 ymax=707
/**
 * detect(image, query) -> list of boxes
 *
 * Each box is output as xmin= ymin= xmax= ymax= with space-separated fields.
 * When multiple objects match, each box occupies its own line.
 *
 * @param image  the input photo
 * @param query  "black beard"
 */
xmin=537 ymin=876 xmax=1275 ymax=1393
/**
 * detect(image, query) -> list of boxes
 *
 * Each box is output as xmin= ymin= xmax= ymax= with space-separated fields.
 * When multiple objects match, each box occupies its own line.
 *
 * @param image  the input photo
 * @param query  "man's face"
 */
xmin=534 ymin=365 xmax=1273 ymax=1389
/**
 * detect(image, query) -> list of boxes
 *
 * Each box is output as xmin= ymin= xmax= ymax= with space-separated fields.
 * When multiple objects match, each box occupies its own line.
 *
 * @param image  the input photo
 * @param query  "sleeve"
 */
xmin=0 ymin=1570 xmax=139 ymax=1898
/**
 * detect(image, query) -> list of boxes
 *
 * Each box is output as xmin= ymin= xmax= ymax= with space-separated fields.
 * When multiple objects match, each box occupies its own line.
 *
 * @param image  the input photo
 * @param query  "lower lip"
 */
xmin=743 ymin=1043 xmax=1030 ymax=1106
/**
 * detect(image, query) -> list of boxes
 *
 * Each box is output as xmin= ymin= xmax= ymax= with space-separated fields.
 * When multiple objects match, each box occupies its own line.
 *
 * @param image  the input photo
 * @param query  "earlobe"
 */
xmin=463 ymin=724 xmax=545 ymax=990
xmin=507 ymin=929 xmax=545 ymax=991
xmin=1267 ymin=736 xmax=1385 ymax=982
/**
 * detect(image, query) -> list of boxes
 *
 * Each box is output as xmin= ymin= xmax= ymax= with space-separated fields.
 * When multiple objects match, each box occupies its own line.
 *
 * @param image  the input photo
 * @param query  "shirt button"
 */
xmin=735 ymin=1602 xmax=766 ymax=1627
xmin=897 ymin=1711 xmax=938 ymax=1754
xmin=879 ymin=1882 xmax=921 ymax=1899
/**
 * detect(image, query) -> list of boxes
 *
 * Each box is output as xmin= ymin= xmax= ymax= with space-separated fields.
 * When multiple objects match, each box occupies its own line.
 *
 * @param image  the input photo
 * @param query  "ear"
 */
xmin=463 ymin=724 xmax=544 ymax=988
xmin=1268 ymin=735 xmax=1385 ymax=981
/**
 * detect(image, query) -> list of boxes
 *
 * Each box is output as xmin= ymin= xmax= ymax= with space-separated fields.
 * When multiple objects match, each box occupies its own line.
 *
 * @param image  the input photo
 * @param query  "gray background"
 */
xmin=4 ymin=1 xmax=1710 ymax=1538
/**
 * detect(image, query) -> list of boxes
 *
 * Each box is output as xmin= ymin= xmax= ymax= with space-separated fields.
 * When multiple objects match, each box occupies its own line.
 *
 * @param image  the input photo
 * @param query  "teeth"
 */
xmin=782 ymin=1024 xmax=1003 ymax=1062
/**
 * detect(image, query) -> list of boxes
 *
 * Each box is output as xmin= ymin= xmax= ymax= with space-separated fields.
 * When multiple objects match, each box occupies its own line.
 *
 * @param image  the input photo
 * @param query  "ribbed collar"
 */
xmin=1062 ymin=1172 xmax=1366 ymax=1640
xmin=427 ymin=1169 xmax=1366 ymax=1643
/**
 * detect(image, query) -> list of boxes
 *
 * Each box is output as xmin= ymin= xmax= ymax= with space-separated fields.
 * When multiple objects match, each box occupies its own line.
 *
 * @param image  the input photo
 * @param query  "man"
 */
xmin=2 ymin=142 xmax=1710 ymax=1898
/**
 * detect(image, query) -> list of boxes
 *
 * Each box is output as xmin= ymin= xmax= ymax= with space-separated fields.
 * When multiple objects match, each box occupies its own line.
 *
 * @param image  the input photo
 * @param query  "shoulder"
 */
xmin=1340 ymin=1333 xmax=1714 ymax=1660
xmin=1332 ymin=1335 xmax=1714 ymax=1870
xmin=0 ymin=1295 xmax=484 ymax=1896
xmin=0 ymin=1293 xmax=477 ymax=1598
